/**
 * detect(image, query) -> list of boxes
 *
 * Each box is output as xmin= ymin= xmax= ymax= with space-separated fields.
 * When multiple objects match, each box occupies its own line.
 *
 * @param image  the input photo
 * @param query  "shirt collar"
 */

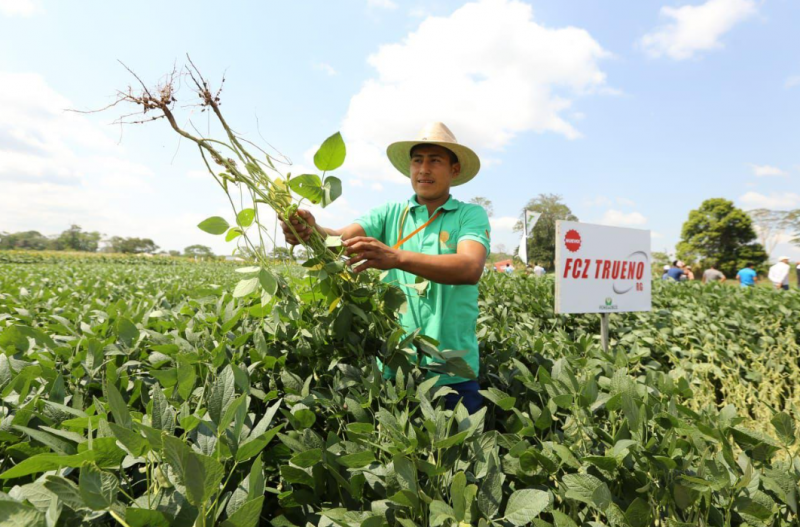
xmin=408 ymin=194 xmax=459 ymax=212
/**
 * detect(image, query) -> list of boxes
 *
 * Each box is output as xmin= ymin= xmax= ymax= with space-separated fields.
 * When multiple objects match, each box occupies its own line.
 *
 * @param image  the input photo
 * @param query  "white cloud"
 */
xmin=749 ymin=163 xmax=787 ymax=177
xmin=785 ymin=76 xmax=800 ymax=89
xmin=370 ymin=182 xmax=384 ymax=191
xmin=490 ymin=216 xmax=519 ymax=232
xmin=651 ymin=231 xmax=664 ymax=239
xmin=313 ymin=62 xmax=337 ymax=76
xmin=0 ymin=0 xmax=41 ymax=16
xmin=368 ymin=0 xmax=397 ymax=8
xmin=739 ymin=191 xmax=800 ymax=209
xmin=641 ymin=0 xmax=757 ymax=60
xmin=600 ymin=209 xmax=647 ymax=227
xmin=349 ymin=178 xmax=364 ymax=187
xmin=339 ymin=0 xmax=609 ymax=184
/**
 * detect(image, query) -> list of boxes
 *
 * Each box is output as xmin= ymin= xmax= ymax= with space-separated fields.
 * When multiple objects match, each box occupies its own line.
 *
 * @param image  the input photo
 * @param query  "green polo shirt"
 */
xmin=355 ymin=194 xmax=491 ymax=385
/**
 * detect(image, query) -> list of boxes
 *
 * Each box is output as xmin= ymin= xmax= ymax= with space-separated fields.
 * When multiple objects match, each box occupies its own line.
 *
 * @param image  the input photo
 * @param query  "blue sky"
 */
xmin=1 ymin=0 xmax=798 ymax=260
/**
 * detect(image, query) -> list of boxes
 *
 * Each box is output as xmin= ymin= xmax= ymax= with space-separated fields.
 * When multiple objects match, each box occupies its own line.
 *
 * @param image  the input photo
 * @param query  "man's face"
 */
xmin=409 ymin=144 xmax=460 ymax=201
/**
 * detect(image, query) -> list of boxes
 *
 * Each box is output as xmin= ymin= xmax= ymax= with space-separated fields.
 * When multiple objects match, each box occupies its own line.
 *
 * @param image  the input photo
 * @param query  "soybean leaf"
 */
xmin=625 ymin=497 xmax=652 ymax=527
xmin=321 ymin=176 xmax=342 ymax=208
xmin=233 ymin=277 xmax=260 ymax=298
xmin=291 ymin=448 xmax=322 ymax=468
xmin=337 ymin=450 xmax=375 ymax=468
xmin=313 ymin=132 xmax=346 ymax=171
xmin=43 ymin=475 xmax=85 ymax=511
xmin=258 ymin=269 xmax=278 ymax=296
xmin=117 ymin=317 xmax=139 ymax=347
xmin=477 ymin=454 xmax=504 ymax=519
xmin=105 ymin=382 xmax=132 ymax=429
xmin=0 ymin=500 xmax=46 ymax=526
xmin=288 ymin=174 xmax=323 ymax=204
xmin=198 ymin=216 xmax=230 ymax=235
xmin=451 ymin=471 xmax=467 ymax=522
xmin=771 ymin=412 xmax=796 ymax=446
xmin=237 ymin=208 xmax=255 ymax=228
xmin=108 ymin=422 xmax=148 ymax=457
xmin=184 ymin=452 xmax=225 ymax=507
xmin=209 ymin=366 xmax=236 ymax=426
xmin=226 ymin=227 xmax=244 ymax=242
xmin=562 ymin=473 xmax=612 ymax=511
xmin=79 ymin=462 xmax=119 ymax=511
xmin=503 ymin=489 xmax=552 ymax=526
xmin=221 ymin=496 xmax=264 ymax=527
xmin=126 ymin=509 xmax=171 ymax=527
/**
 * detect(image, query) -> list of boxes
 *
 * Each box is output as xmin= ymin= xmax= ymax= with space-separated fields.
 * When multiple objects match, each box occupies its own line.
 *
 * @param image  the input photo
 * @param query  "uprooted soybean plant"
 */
xmin=0 ymin=62 xmax=798 ymax=527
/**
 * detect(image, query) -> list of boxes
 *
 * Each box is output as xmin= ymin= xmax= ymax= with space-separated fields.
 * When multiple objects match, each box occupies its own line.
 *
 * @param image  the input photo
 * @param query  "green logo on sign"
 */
xmin=605 ymin=297 xmax=612 ymax=306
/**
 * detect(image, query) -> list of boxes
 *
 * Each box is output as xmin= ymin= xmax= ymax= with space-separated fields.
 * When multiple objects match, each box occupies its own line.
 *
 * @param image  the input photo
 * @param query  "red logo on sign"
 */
xmin=564 ymin=230 xmax=581 ymax=252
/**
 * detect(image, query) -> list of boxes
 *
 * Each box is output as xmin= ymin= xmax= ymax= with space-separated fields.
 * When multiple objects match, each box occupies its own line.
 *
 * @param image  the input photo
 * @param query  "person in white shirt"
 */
xmin=768 ymin=256 xmax=791 ymax=291
xmin=533 ymin=263 xmax=546 ymax=277
xmin=796 ymin=261 xmax=800 ymax=290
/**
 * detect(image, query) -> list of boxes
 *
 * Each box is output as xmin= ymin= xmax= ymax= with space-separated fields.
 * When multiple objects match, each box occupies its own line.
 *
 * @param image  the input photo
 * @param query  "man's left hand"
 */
xmin=343 ymin=237 xmax=402 ymax=273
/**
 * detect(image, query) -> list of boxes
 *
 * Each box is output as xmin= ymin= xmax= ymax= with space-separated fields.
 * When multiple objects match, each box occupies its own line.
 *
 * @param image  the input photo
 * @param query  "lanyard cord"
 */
xmin=393 ymin=206 xmax=443 ymax=249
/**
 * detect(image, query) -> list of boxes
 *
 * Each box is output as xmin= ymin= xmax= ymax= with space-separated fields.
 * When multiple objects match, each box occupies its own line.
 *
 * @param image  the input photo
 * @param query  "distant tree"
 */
xmin=168 ymin=250 xmax=182 ymax=257
xmin=107 ymin=236 xmax=159 ymax=254
xmin=676 ymin=198 xmax=768 ymax=277
xmin=53 ymin=225 xmax=101 ymax=252
xmin=0 ymin=230 xmax=52 ymax=250
xmin=184 ymin=244 xmax=215 ymax=257
xmin=514 ymin=194 xmax=578 ymax=270
xmin=747 ymin=209 xmax=796 ymax=256
xmin=469 ymin=196 xmax=494 ymax=217
xmin=270 ymin=247 xmax=293 ymax=260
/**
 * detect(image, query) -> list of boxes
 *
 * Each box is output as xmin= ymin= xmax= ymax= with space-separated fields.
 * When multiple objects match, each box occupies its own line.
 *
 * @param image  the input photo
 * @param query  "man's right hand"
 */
xmin=280 ymin=209 xmax=317 ymax=245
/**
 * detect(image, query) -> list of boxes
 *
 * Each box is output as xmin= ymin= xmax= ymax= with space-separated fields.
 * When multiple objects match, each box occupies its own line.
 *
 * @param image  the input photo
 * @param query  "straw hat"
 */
xmin=779 ymin=256 xmax=790 ymax=262
xmin=386 ymin=122 xmax=481 ymax=186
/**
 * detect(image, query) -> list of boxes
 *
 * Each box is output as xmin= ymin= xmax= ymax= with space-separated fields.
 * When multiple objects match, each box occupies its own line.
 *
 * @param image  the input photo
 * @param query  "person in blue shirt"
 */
xmin=666 ymin=260 xmax=686 ymax=282
xmin=736 ymin=263 xmax=758 ymax=287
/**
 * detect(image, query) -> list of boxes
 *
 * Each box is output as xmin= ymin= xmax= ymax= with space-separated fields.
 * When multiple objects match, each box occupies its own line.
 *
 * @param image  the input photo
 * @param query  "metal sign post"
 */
xmin=600 ymin=313 xmax=610 ymax=353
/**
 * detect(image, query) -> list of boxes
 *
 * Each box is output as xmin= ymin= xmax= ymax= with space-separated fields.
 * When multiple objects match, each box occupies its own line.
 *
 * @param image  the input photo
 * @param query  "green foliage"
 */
xmin=469 ymin=196 xmax=494 ymax=217
xmin=515 ymin=193 xmax=578 ymax=269
xmin=0 ymin=263 xmax=798 ymax=526
xmin=52 ymin=225 xmax=102 ymax=252
xmin=184 ymin=244 xmax=215 ymax=257
xmin=0 ymin=225 xmax=101 ymax=252
xmin=677 ymin=198 xmax=768 ymax=276
xmin=106 ymin=235 xmax=160 ymax=254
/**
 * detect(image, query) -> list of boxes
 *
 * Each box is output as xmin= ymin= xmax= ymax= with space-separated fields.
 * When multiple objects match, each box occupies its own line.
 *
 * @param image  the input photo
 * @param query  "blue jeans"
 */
xmin=444 ymin=381 xmax=483 ymax=414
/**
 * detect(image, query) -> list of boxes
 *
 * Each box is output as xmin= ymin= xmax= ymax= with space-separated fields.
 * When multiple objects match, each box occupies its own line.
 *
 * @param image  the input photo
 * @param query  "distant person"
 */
xmin=666 ymin=260 xmax=685 ymax=282
xmin=702 ymin=263 xmax=726 ymax=284
xmin=533 ymin=263 xmax=546 ymax=277
xmin=736 ymin=263 xmax=758 ymax=288
xmin=504 ymin=263 xmax=514 ymax=274
xmin=684 ymin=265 xmax=695 ymax=281
xmin=768 ymin=256 xmax=791 ymax=291
xmin=661 ymin=264 xmax=670 ymax=280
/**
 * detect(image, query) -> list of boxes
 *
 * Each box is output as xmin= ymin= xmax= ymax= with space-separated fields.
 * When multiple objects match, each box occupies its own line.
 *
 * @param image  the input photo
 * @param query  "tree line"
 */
xmin=0 ymin=225 xmax=216 ymax=257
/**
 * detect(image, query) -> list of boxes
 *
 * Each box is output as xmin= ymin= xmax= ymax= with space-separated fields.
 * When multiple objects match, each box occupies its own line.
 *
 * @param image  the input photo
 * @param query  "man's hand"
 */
xmin=280 ymin=209 xmax=317 ymax=245
xmin=343 ymin=237 xmax=402 ymax=273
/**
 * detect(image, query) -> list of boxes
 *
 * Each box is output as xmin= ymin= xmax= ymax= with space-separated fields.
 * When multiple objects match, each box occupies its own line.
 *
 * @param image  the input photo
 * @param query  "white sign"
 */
xmin=554 ymin=221 xmax=651 ymax=314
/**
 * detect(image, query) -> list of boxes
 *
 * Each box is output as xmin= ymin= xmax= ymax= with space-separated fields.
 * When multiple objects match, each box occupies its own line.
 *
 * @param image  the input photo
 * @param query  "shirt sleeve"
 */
xmin=457 ymin=205 xmax=491 ymax=256
xmin=354 ymin=203 xmax=390 ymax=243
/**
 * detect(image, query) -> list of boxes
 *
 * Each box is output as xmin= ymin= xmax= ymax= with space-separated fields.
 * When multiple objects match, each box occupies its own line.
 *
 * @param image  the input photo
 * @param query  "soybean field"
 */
xmin=0 ymin=261 xmax=799 ymax=527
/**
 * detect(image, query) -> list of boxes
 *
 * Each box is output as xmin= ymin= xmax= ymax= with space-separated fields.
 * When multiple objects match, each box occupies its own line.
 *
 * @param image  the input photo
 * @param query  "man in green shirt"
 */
xmin=280 ymin=122 xmax=491 ymax=413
